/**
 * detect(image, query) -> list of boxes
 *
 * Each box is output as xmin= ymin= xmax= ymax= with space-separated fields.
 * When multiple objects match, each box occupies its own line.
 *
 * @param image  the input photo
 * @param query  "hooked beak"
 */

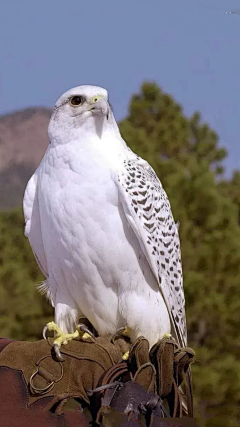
xmin=90 ymin=98 xmax=109 ymax=120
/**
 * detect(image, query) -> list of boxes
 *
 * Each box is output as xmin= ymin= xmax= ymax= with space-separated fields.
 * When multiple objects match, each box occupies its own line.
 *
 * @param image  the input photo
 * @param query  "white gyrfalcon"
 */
xmin=23 ymin=85 xmax=187 ymax=358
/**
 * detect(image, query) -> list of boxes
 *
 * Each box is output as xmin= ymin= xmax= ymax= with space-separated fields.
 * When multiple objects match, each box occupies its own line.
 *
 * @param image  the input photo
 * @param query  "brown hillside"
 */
xmin=0 ymin=108 xmax=51 ymax=210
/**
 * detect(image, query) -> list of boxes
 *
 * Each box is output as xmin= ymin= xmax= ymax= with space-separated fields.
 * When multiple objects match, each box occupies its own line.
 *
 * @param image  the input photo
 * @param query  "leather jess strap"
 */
xmin=93 ymin=361 xmax=169 ymax=426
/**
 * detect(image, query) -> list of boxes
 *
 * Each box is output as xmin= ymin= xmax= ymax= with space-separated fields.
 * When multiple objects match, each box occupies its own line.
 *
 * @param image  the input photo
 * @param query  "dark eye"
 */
xmin=70 ymin=96 xmax=84 ymax=106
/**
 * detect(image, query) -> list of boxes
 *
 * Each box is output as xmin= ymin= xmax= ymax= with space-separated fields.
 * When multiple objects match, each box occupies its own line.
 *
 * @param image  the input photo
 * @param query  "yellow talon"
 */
xmin=43 ymin=321 xmax=95 ymax=361
xmin=122 ymin=326 xmax=131 ymax=336
xmin=162 ymin=333 xmax=172 ymax=339
xmin=122 ymin=351 xmax=129 ymax=360
xmin=46 ymin=321 xmax=64 ymax=336
xmin=54 ymin=330 xmax=80 ymax=346
xmin=44 ymin=321 xmax=94 ymax=346
xmin=82 ymin=332 xmax=91 ymax=340
xmin=45 ymin=321 xmax=80 ymax=347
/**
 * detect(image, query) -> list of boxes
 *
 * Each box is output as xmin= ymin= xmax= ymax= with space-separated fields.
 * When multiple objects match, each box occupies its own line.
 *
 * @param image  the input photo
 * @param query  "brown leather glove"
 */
xmin=0 ymin=335 xmax=195 ymax=426
xmin=0 ymin=335 xmax=126 ymax=412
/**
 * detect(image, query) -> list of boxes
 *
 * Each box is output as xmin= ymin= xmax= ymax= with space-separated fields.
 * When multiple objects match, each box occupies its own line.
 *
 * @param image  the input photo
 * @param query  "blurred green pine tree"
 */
xmin=0 ymin=210 xmax=53 ymax=340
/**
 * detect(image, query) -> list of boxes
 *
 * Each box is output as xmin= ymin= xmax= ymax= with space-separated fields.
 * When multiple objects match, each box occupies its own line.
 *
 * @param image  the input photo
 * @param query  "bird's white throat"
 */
xmin=48 ymin=110 xmax=127 ymax=172
xmin=48 ymin=108 xmax=120 ymax=146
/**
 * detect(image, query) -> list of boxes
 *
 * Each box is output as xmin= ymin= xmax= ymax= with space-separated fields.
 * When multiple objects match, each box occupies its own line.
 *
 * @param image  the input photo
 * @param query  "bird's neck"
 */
xmin=50 ymin=110 xmax=121 ymax=146
xmin=49 ymin=112 xmax=127 ymax=168
xmin=79 ymin=111 xmax=120 ymax=140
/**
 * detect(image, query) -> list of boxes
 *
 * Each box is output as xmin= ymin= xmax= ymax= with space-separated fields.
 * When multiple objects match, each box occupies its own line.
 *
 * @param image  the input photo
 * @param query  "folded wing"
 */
xmin=114 ymin=150 xmax=187 ymax=347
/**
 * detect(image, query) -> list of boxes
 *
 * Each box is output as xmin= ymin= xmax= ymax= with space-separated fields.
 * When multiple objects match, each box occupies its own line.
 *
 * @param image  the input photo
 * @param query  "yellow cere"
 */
xmin=90 ymin=95 xmax=103 ymax=104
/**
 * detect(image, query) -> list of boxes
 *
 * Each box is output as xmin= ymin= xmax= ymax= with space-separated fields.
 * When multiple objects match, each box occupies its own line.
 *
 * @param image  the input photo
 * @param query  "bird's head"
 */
xmin=48 ymin=85 xmax=115 ymax=143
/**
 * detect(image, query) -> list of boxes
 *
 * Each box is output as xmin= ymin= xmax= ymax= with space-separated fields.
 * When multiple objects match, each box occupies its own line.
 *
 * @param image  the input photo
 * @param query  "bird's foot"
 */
xmin=43 ymin=321 xmax=96 ymax=361
xmin=76 ymin=323 xmax=96 ymax=341
xmin=122 ymin=327 xmax=131 ymax=359
xmin=162 ymin=332 xmax=172 ymax=339
xmin=122 ymin=350 xmax=130 ymax=360
xmin=115 ymin=326 xmax=131 ymax=337
xmin=122 ymin=326 xmax=131 ymax=337
xmin=43 ymin=321 xmax=80 ymax=361
xmin=114 ymin=326 xmax=131 ymax=360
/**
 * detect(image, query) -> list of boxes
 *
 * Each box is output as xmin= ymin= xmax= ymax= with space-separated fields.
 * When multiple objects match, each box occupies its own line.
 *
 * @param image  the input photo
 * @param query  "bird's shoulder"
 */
xmin=118 ymin=147 xmax=169 ymax=210
xmin=117 ymin=147 xmax=181 ymax=275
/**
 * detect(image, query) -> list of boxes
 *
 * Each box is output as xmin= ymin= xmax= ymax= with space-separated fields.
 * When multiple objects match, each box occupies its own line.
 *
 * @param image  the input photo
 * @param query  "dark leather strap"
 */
xmin=183 ymin=368 xmax=193 ymax=417
xmin=93 ymin=362 xmax=130 ymax=424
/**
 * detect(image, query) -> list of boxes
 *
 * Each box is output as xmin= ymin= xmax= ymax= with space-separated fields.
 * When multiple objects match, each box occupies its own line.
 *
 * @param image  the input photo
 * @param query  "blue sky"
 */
xmin=0 ymin=0 xmax=239 ymax=175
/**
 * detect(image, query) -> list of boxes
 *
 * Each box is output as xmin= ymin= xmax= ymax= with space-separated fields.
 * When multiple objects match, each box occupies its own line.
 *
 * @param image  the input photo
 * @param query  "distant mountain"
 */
xmin=0 ymin=108 xmax=51 ymax=210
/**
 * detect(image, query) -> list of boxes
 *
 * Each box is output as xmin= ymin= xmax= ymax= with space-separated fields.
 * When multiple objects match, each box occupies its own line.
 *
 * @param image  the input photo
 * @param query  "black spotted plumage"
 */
xmin=115 ymin=149 xmax=187 ymax=347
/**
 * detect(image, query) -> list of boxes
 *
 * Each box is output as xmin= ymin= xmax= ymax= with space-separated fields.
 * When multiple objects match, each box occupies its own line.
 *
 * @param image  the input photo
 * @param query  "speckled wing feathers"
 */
xmin=115 ymin=151 xmax=187 ymax=346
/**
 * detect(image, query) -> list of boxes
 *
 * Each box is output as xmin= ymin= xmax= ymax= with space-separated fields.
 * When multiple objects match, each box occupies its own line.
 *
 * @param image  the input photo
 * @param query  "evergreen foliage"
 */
xmin=0 ymin=82 xmax=239 ymax=425
xmin=0 ymin=210 xmax=53 ymax=340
